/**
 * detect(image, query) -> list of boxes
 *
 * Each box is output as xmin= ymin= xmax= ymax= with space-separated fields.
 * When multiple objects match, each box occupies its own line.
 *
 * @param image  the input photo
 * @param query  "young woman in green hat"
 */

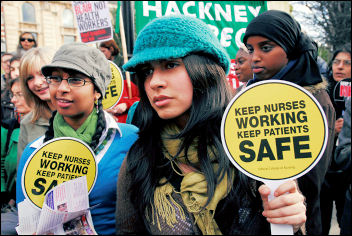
xmin=115 ymin=15 xmax=306 ymax=235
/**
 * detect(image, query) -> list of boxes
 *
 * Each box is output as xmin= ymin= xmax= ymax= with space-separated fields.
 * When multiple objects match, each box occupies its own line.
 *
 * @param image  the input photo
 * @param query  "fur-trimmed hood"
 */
xmin=303 ymin=78 xmax=328 ymax=95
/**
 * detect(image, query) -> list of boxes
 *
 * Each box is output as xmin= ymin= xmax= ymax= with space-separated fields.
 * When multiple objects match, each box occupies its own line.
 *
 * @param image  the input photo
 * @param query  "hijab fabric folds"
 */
xmin=244 ymin=10 xmax=323 ymax=87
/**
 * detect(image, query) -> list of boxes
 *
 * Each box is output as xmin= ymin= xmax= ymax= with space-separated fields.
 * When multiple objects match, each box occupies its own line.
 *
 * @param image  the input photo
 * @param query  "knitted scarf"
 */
xmin=149 ymin=123 xmax=234 ymax=235
xmin=53 ymin=107 xmax=98 ymax=145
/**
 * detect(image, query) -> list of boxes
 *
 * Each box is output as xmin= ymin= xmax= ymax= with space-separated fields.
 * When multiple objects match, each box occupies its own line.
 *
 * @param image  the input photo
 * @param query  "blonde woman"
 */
xmin=17 ymin=47 xmax=55 ymax=166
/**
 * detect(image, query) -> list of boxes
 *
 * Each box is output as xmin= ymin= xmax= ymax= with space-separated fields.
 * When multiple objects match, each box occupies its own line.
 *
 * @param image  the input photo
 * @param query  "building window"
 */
xmin=22 ymin=3 xmax=36 ymax=23
xmin=62 ymin=9 xmax=74 ymax=28
xmin=63 ymin=35 xmax=75 ymax=44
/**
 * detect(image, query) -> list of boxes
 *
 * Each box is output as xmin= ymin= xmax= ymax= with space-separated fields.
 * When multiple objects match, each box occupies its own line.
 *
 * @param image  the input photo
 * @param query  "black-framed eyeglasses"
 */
xmin=20 ymin=38 xmax=35 ymax=42
xmin=46 ymin=76 xmax=92 ymax=87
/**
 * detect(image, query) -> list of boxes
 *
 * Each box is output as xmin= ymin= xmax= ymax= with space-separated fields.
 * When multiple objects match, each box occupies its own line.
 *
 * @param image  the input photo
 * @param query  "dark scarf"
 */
xmin=244 ymin=10 xmax=322 ymax=87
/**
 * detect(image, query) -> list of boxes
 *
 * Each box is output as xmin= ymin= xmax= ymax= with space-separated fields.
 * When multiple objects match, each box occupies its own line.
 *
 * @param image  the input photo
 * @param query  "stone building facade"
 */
xmin=1 ymin=1 xmax=289 ymax=54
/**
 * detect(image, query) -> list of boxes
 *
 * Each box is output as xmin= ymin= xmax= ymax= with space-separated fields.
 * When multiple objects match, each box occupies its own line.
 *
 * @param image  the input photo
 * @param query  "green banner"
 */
xmin=134 ymin=1 xmax=267 ymax=59
xmin=115 ymin=1 xmax=121 ymax=34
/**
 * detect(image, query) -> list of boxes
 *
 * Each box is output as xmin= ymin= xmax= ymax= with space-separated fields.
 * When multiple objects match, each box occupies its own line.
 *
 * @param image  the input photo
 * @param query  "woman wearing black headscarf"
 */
xmin=321 ymin=43 xmax=351 ymax=235
xmin=243 ymin=10 xmax=336 ymax=235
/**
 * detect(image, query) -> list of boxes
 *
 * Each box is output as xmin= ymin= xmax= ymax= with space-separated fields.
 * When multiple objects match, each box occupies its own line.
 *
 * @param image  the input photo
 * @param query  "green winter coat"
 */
xmin=1 ymin=125 xmax=20 ymax=199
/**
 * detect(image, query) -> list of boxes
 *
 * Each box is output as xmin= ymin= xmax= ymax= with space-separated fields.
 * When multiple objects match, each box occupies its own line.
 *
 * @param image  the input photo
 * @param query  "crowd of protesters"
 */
xmin=1 ymin=9 xmax=351 ymax=235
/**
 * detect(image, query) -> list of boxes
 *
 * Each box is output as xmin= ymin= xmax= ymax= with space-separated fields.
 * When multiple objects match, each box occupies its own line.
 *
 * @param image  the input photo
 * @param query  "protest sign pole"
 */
xmin=265 ymin=180 xmax=294 ymax=235
xmin=119 ymin=5 xmax=132 ymax=99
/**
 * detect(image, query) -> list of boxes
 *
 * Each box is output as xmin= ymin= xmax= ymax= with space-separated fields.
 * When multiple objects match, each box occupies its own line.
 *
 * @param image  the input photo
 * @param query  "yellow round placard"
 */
xmin=221 ymin=80 xmax=328 ymax=181
xmin=22 ymin=137 xmax=97 ymax=209
xmin=102 ymin=61 xmax=124 ymax=110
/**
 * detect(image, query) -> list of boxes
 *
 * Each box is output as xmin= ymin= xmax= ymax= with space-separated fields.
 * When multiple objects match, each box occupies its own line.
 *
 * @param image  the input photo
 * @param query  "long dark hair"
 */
xmin=127 ymin=53 xmax=238 ymax=223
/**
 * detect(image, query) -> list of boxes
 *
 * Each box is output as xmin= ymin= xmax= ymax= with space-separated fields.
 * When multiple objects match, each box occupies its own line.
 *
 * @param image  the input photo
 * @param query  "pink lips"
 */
xmin=56 ymin=98 xmax=72 ymax=108
xmin=252 ymin=67 xmax=264 ymax=74
xmin=153 ymin=95 xmax=171 ymax=107
xmin=36 ymin=87 xmax=49 ymax=95
xmin=334 ymin=73 xmax=346 ymax=78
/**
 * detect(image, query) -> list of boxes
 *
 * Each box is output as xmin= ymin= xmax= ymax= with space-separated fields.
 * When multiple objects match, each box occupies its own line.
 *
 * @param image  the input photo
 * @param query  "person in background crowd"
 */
xmin=15 ymin=32 xmax=37 ymax=57
xmin=106 ymin=79 xmax=140 ymax=123
xmin=1 ymin=52 xmax=14 ymax=93
xmin=326 ymin=43 xmax=351 ymax=132
xmin=234 ymin=43 xmax=253 ymax=94
xmin=99 ymin=40 xmax=140 ymax=123
xmin=1 ymin=111 xmax=18 ymax=236
xmin=116 ymin=15 xmax=306 ymax=235
xmin=9 ymin=78 xmax=32 ymax=123
xmin=317 ymin=56 xmax=328 ymax=78
xmin=333 ymin=96 xmax=351 ymax=235
xmin=243 ymin=10 xmax=336 ymax=235
xmin=9 ymin=56 xmax=21 ymax=81
xmin=17 ymin=47 xmax=55 ymax=167
xmin=2 ymin=78 xmax=32 ymax=203
xmin=1 ymin=56 xmax=21 ymax=122
xmin=16 ymin=42 xmax=138 ymax=235
xmin=225 ymin=62 xmax=239 ymax=93
xmin=99 ymin=39 xmax=124 ymax=68
xmin=1 ymin=78 xmax=32 ymax=235
xmin=321 ymin=43 xmax=351 ymax=235
xmin=1 ymin=53 xmax=15 ymax=123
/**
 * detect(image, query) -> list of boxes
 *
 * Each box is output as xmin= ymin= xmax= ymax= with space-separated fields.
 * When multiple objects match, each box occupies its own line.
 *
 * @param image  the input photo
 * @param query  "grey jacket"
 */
xmin=17 ymin=111 xmax=49 ymax=168
xmin=334 ymin=97 xmax=351 ymax=171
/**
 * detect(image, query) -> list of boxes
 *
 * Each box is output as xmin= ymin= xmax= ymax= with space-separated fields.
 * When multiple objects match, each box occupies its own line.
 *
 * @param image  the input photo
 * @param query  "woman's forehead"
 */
xmin=236 ymin=50 xmax=250 ymax=58
xmin=335 ymin=51 xmax=351 ymax=59
xmin=21 ymin=33 xmax=33 ymax=38
xmin=141 ymin=58 xmax=183 ymax=67
xmin=247 ymin=35 xmax=273 ymax=45
xmin=11 ymin=80 xmax=20 ymax=88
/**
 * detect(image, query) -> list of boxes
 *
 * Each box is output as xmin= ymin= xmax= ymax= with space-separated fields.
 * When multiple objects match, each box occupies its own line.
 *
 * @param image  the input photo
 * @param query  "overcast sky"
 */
xmin=290 ymin=1 xmax=323 ymax=43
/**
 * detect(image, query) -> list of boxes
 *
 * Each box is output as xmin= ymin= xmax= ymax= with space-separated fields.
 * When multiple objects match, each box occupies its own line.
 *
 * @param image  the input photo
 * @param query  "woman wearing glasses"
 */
xmin=17 ymin=48 xmax=55 ymax=167
xmin=321 ymin=43 xmax=351 ymax=235
xmin=2 ymin=78 xmax=31 ymax=205
xmin=1 ymin=78 xmax=32 ymax=235
xmin=16 ymin=42 xmax=138 ymax=235
xmin=9 ymin=78 xmax=32 ymax=122
xmin=16 ymin=32 xmax=37 ymax=57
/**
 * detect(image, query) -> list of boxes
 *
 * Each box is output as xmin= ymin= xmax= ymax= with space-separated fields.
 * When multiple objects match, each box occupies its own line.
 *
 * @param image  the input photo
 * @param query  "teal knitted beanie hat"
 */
xmin=123 ymin=15 xmax=230 ymax=75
